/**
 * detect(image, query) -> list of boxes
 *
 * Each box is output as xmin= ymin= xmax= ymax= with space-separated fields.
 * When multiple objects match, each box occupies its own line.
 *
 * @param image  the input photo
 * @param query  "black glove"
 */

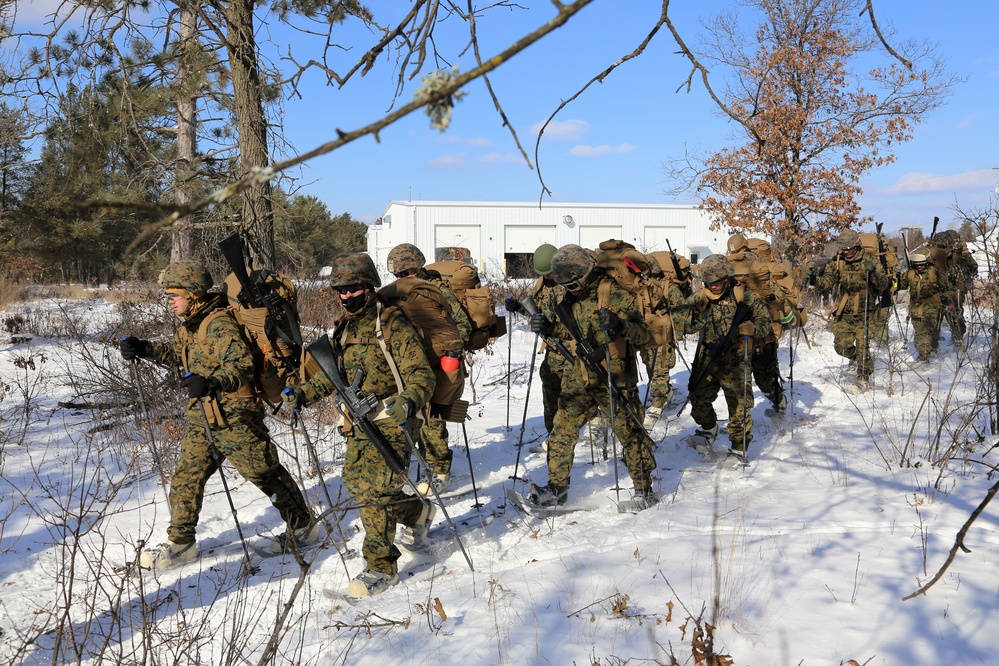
xmin=119 ymin=336 xmax=150 ymax=361
xmin=529 ymin=314 xmax=553 ymax=336
xmin=504 ymin=296 xmax=523 ymax=313
xmin=282 ymin=386 xmax=305 ymax=411
xmin=597 ymin=308 xmax=625 ymax=338
xmin=180 ymin=372 xmax=220 ymax=399
xmin=384 ymin=398 xmax=412 ymax=427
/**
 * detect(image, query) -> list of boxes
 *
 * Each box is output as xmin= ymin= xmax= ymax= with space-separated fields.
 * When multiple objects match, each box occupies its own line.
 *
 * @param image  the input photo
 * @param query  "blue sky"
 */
xmin=14 ymin=1 xmax=999 ymax=236
xmin=273 ymin=1 xmax=998 ymax=235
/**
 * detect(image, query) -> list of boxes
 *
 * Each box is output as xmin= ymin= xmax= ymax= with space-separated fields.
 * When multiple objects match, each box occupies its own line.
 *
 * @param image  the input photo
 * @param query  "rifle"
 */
xmin=218 ymin=231 xmax=304 ymax=371
xmin=305 ymin=335 xmax=475 ymax=571
xmin=874 ymin=222 xmax=894 ymax=308
xmin=553 ymin=298 xmax=647 ymax=434
xmin=673 ymin=302 xmax=752 ymax=417
xmin=665 ymin=239 xmax=693 ymax=298
xmin=930 ymin=216 xmax=940 ymax=239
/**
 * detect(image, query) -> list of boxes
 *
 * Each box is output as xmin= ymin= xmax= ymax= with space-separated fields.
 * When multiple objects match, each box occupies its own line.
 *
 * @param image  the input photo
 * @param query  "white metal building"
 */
xmin=367 ymin=200 xmax=727 ymax=280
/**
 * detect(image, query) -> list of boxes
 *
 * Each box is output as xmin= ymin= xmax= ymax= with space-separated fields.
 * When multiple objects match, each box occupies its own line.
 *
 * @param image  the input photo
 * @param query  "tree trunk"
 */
xmin=171 ymin=0 xmax=198 ymax=262
xmin=223 ymin=0 xmax=275 ymax=267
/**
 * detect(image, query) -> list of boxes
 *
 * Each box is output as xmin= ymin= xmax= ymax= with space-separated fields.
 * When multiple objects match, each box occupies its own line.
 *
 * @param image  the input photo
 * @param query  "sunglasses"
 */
xmin=334 ymin=283 xmax=364 ymax=295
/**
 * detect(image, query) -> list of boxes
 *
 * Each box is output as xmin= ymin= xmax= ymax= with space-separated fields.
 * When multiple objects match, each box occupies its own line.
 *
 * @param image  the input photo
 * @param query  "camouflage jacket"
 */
xmin=419 ymin=267 xmax=473 ymax=345
xmin=300 ymin=298 xmax=435 ymax=415
xmin=533 ymin=276 xmax=572 ymax=349
xmin=817 ymin=251 xmax=891 ymax=316
xmin=557 ymin=275 xmax=651 ymax=390
xmin=683 ymin=285 xmax=771 ymax=356
xmin=148 ymin=294 xmax=259 ymax=415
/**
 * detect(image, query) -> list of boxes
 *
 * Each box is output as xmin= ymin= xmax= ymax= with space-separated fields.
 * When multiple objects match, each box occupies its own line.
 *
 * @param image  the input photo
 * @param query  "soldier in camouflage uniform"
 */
xmin=931 ymin=230 xmax=977 ymax=347
xmin=505 ymin=244 xmax=570 ymax=452
xmin=897 ymin=248 xmax=947 ymax=361
xmin=816 ymin=229 xmax=892 ymax=392
xmin=682 ymin=254 xmax=772 ymax=467
xmin=640 ymin=278 xmax=689 ymax=428
xmin=119 ymin=261 xmax=315 ymax=570
xmin=284 ymin=252 xmax=436 ymax=599
xmin=385 ymin=243 xmax=469 ymax=494
xmin=527 ymin=244 xmax=658 ymax=508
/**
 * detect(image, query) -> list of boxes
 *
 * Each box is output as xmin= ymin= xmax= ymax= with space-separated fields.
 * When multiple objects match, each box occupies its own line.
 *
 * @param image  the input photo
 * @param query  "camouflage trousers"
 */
xmin=168 ymin=408 xmax=312 ymax=545
xmin=539 ymin=348 xmax=569 ymax=434
xmin=689 ymin=349 xmax=754 ymax=453
xmin=546 ymin=385 xmax=655 ymax=494
xmin=870 ymin=306 xmax=890 ymax=345
xmin=942 ymin=295 xmax=967 ymax=343
xmin=418 ymin=416 xmax=452 ymax=477
xmin=832 ymin=312 xmax=875 ymax=378
xmin=910 ymin=301 xmax=942 ymax=358
xmin=343 ymin=426 xmax=425 ymax=576
xmin=640 ymin=343 xmax=677 ymax=411
xmin=751 ymin=340 xmax=783 ymax=405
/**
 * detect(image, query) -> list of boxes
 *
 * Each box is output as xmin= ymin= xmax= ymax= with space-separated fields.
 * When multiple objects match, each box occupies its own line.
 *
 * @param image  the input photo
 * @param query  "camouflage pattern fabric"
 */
xmin=418 ymin=417 xmax=453 ymax=478
xmin=329 ymin=252 xmax=381 ymax=289
xmin=146 ymin=294 xmax=312 ymax=544
xmin=816 ymin=249 xmax=891 ymax=380
xmin=898 ymin=264 xmax=947 ymax=359
xmin=682 ymin=283 xmax=771 ymax=452
xmin=544 ymin=275 xmax=655 ymax=495
xmin=297 ymin=294 xmax=435 ymax=576
xmin=750 ymin=339 xmax=783 ymax=406
xmin=386 ymin=243 xmax=427 ymax=275
xmin=534 ymin=277 xmax=570 ymax=432
xmin=159 ymin=260 xmax=213 ymax=295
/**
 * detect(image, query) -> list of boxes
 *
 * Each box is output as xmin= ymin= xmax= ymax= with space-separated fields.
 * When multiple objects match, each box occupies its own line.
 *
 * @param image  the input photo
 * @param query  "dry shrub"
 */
xmin=0 ymin=275 xmax=27 ymax=309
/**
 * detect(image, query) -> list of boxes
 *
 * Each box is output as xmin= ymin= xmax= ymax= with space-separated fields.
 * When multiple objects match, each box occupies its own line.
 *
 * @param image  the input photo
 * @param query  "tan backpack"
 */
xmin=593 ymin=239 xmax=673 ymax=350
xmin=424 ymin=259 xmax=504 ymax=351
xmin=377 ymin=276 xmax=466 ymax=408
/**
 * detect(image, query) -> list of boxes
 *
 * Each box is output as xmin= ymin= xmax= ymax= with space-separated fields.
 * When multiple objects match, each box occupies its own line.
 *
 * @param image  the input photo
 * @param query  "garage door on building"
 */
xmin=641 ymin=227 xmax=686 ymax=255
xmin=435 ymin=225 xmax=481 ymax=263
xmin=579 ymin=226 xmax=623 ymax=249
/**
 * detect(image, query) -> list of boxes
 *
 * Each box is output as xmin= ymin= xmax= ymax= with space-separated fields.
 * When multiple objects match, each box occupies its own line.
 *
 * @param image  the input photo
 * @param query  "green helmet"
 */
xmin=933 ymin=230 xmax=960 ymax=249
xmin=550 ymin=244 xmax=596 ymax=286
xmin=329 ymin=252 xmax=381 ymax=289
xmin=158 ymin=261 xmax=213 ymax=295
xmin=727 ymin=234 xmax=748 ymax=254
xmin=386 ymin=243 xmax=426 ymax=274
xmin=533 ymin=243 xmax=558 ymax=276
xmin=700 ymin=254 xmax=735 ymax=284
xmin=838 ymin=229 xmax=861 ymax=250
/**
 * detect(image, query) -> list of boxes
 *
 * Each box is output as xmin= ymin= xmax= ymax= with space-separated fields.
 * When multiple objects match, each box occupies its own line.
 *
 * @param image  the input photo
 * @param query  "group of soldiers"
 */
xmin=119 ymin=227 xmax=977 ymax=602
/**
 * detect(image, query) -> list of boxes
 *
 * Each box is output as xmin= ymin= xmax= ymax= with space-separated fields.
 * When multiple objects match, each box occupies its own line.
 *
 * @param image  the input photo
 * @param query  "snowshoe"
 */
xmin=643 ymin=406 xmax=663 ymax=431
xmin=717 ymin=450 xmax=749 ymax=470
xmin=416 ymin=471 xmax=452 ymax=496
xmin=618 ymin=488 xmax=658 ymax=514
xmin=138 ymin=540 xmax=198 ymax=570
xmin=259 ymin=521 xmax=323 ymax=557
xmin=343 ymin=568 xmax=399 ymax=600
xmin=527 ymin=482 xmax=568 ymax=508
xmin=398 ymin=501 xmax=437 ymax=550
xmin=684 ymin=424 xmax=718 ymax=454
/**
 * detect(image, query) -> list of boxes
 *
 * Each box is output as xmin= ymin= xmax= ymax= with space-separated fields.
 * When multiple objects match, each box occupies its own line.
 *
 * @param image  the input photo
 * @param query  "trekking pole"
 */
xmin=788 ymin=325 xmax=797 ymax=440
xmin=509 ymin=333 xmax=540 ymax=483
xmin=505 ymin=313 xmax=513 ymax=431
xmin=742 ymin=336 xmax=750 ymax=453
xmin=601 ymin=319 xmax=622 ymax=503
xmin=862 ymin=270 xmax=870 ymax=386
xmin=459 ymin=422 xmax=483 ymax=509
xmin=195 ymin=398 xmax=258 ymax=575
xmin=128 ymin=359 xmax=171 ymax=516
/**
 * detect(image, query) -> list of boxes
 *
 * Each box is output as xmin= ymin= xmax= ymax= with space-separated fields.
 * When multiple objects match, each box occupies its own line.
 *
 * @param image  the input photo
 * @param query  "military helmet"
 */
xmin=838 ymin=229 xmax=862 ymax=250
xmin=700 ymin=254 xmax=735 ymax=284
xmin=910 ymin=249 xmax=931 ymax=266
xmin=727 ymin=234 xmax=749 ymax=254
xmin=550 ymin=244 xmax=596 ymax=286
xmin=158 ymin=261 xmax=213 ymax=295
xmin=328 ymin=252 xmax=381 ymax=289
xmin=386 ymin=243 xmax=426 ymax=274
xmin=933 ymin=230 xmax=960 ymax=248
xmin=533 ymin=243 xmax=558 ymax=276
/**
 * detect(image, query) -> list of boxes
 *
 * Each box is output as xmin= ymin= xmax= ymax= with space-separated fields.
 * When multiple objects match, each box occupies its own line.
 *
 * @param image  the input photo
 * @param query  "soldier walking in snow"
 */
xmin=897 ymin=248 xmax=948 ymax=361
xmin=816 ymin=229 xmax=891 ymax=392
xmin=527 ymin=244 xmax=657 ymax=509
xmin=119 ymin=261 xmax=317 ymax=570
xmin=385 ymin=243 xmax=469 ymax=495
xmin=682 ymin=254 xmax=772 ymax=468
xmin=283 ymin=252 xmax=437 ymax=600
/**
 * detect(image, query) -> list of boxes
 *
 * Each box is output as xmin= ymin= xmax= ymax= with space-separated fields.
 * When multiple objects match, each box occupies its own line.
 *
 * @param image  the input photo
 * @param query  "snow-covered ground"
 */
xmin=1 ymin=293 xmax=997 ymax=665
